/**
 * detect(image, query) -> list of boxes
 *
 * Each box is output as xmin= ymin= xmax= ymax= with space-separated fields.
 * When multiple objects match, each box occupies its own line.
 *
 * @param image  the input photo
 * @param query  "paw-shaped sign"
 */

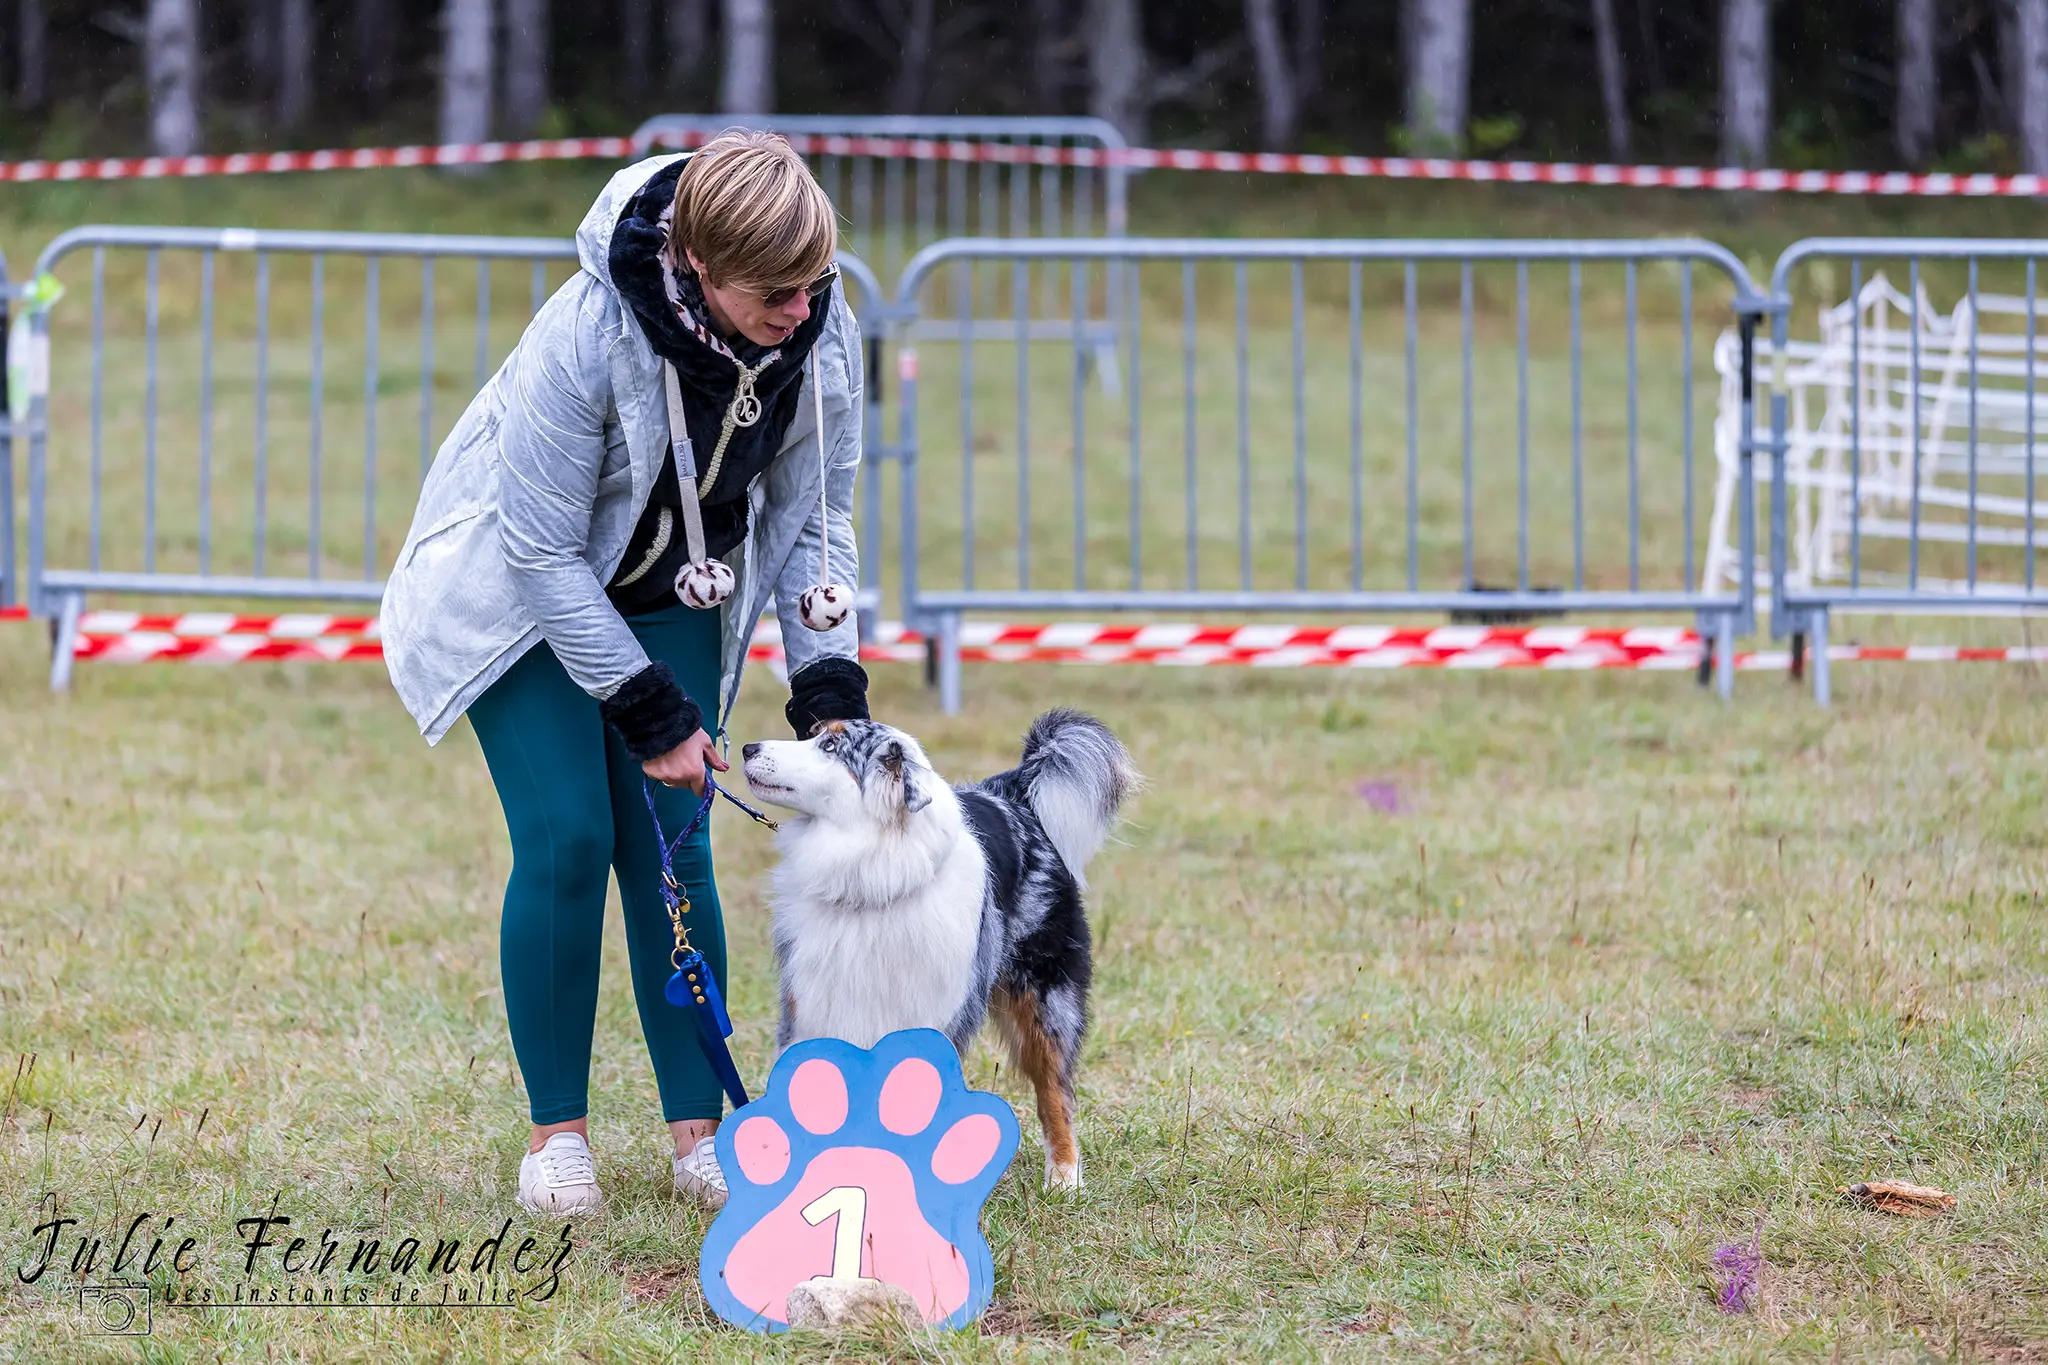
xmin=700 ymin=1029 xmax=1019 ymax=1333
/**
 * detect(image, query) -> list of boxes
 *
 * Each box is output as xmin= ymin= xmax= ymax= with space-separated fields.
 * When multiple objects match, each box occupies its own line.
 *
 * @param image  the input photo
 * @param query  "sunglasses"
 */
xmin=756 ymin=265 xmax=839 ymax=310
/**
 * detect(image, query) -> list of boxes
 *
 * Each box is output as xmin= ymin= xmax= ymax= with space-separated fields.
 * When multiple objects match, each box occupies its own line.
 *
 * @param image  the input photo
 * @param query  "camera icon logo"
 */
xmin=77 ymin=1279 xmax=152 ymax=1335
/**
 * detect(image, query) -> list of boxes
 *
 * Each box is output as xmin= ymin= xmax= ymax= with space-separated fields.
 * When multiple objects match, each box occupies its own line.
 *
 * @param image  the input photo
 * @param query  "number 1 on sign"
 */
xmin=801 ymin=1185 xmax=869 ymax=1279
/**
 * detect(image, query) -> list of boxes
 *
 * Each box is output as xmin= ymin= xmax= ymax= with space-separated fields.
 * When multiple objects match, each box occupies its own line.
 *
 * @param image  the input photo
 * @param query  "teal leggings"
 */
xmin=467 ymin=602 xmax=728 ymax=1126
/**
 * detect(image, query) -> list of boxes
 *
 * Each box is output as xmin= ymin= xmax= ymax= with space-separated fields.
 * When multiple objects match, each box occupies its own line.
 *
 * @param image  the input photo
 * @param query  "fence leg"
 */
xmin=0 ymin=423 xmax=13 ymax=611
xmin=1715 ymin=612 xmax=1735 ymax=700
xmin=0 ymin=251 xmax=11 ymax=611
xmin=938 ymin=611 xmax=963 ymax=716
xmin=48 ymin=590 xmax=81 ymax=692
xmin=1810 ymin=610 xmax=1830 ymax=708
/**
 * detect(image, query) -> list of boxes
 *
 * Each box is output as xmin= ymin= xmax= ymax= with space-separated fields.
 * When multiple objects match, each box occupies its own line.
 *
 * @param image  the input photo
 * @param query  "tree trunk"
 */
xmin=1633 ymin=0 xmax=1665 ymax=96
xmin=503 ymin=0 xmax=548 ymax=135
xmin=887 ymin=0 xmax=936 ymax=114
xmin=1894 ymin=0 xmax=1936 ymax=167
xmin=720 ymin=0 xmax=772 ymax=113
xmin=1245 ymin=0 xmax=1299 ymax=151
xmin=354 ymin=0 xmax=397 ymax=107
xmin=1403 ymin=0 xmax=1471 ymax=154
xmin=1031 ymin=0 xmax=1064 ymax=113
xmin=277 ymin=0 xmax=313 ymax=127
xmin=1590 ymin=0 xmax=1631 ymax=159
xmin=623 ymin=0 xmax=654 ymax=98
xmin=1086 ymin=0 xmax=1145 ymax=142
xmin=2003 ymin=0 xmax=2025 ymax=139
xmin=16 ymin=0 xmax=46 ymax=110
xmin=666 ymin=0 xmax=710 ymax=92
xmin=245 ymin=0 xmax=278 ymax=99
xmin=441 ymin=0 xmax=495 ymax=146
xmin=148 ymin=0 xmax=202 ymax=156
xmin=2020 ymin=0 xmax=2048 ymax=175
xmin=1293 ymin=0 xmax=1321 ymax=109
xmin=1719 ymin=0 xmax=1771 ymax=167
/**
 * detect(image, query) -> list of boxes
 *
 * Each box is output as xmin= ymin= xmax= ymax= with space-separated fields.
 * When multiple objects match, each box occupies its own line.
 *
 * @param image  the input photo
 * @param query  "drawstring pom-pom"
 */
xmin=676 ymin=559 xmax=735 ymax=610
xmin=798 ymin=583 xmax=854 ymax=632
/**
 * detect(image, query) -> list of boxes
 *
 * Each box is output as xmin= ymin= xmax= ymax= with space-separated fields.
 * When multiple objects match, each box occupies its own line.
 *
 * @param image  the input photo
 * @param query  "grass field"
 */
xmin=3 ymin=631 xmax=2046 ymax=1362
xmin=2 ymin=168 xmax=2047 ymax=1361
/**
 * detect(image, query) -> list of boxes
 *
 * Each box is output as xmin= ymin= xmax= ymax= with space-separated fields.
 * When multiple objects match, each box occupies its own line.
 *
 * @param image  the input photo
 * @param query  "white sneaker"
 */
xmin=673 ymin=1135 xmax=728 ymax=1209
xmin=518 ymin=1132 xmax=602 ymax=1216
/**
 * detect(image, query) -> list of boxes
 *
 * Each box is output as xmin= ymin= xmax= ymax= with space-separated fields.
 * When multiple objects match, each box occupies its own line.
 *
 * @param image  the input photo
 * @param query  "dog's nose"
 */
xmin=742 ymin=742 xmax=762 ymax=760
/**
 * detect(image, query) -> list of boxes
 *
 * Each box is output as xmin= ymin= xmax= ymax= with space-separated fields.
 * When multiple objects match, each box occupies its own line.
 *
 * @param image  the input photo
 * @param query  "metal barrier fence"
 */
xmin=29 ymin=220 xmax=2048 ymax=711
xmin=1 ymin=248 xmax=15 ymax=609
xmin=887 ymin=237 xmax=1768 ymax=712
xmin=21 ymin=225 xmax=884 ymax=688
xmin=631 ymin=114 xmax=1129 ymax=279
xmin=631 ymin=114 xmax=1127 ymax=374
xmin=1758 ymin=239 xmax=2048 ymax=704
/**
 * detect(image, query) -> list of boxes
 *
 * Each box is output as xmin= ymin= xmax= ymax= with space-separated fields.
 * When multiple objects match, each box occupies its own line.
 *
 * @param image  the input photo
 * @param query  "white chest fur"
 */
xmin=772 ymin=824 xmax=988 ymax=1051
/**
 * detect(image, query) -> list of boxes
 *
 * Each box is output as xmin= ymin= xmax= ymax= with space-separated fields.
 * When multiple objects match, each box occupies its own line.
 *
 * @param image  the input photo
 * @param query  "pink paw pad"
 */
xmin=730 ymin=1115 xmax=789 ymax=1186
xmin=878 ymin=1057 xmax=942 ymax=1134
xmin=932 ymin=1112 xmax=1004 ymax=1183
xmin=789 ymin=1057 xmax=848 ymax=1133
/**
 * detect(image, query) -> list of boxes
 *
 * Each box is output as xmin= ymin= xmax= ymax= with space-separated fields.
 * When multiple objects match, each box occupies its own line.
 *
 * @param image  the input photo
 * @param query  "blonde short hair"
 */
xmin=669 ymin=130 xmax=838 ymax=296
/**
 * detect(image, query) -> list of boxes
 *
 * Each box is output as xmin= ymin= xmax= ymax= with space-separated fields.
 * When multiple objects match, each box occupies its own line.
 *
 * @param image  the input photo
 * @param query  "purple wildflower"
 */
xmin=1355 ymin=780 xmax=1405 ymax=814
xmin=1712 ymin=1224 xmax=1763 ymax=1313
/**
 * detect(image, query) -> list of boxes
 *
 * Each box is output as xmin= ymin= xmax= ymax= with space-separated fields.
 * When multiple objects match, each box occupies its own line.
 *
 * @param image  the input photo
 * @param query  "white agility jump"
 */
xmin=1709 ymin=270 xmax=2048 ymax=606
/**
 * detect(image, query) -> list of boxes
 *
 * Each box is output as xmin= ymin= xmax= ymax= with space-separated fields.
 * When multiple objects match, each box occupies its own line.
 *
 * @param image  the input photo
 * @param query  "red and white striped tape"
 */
xmin=66 ymin=609 xmax=379 ymax=638
xmin=821 ymin=619 xmax=1702 ymax=668
xmin=9 ymin=609 xmax=2043 ymax=670
xmin=59 ymin=609 xmax=380 ymax=664
xmin=0 ymin=137 xmax=634 ymax=184
xmin=2 ymin=128 xmax=2042 ymax=198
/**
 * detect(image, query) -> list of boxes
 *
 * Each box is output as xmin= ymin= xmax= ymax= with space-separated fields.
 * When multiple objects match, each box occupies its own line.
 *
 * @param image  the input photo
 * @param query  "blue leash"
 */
xmin=644 ymin=775 xmax=778 ymax=1111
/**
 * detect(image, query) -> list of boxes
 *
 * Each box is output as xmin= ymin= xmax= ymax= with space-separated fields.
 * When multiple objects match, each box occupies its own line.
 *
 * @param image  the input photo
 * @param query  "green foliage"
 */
xmin=0 ymin=0 xmax=2020 ymax=169
xmin=1466 ymin=115 xmax=1524 ymax=158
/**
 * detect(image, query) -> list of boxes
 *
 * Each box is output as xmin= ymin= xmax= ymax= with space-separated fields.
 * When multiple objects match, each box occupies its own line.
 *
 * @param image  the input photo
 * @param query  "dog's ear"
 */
xmin=881 ymin=740 xmax=934 ymax=815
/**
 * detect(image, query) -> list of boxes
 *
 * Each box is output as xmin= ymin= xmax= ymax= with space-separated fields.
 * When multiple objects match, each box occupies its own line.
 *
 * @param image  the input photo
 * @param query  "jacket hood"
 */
xmin=575 ymin=153 xmax=689 ymax=296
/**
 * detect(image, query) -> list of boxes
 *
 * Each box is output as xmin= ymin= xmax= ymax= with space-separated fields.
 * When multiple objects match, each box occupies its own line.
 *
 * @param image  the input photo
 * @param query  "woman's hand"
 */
xmin=643 ymin=729 xmax=729 ymax=796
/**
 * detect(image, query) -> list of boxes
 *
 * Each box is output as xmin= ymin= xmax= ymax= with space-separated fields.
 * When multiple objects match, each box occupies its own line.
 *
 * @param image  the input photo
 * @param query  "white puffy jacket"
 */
xmin=381 ymin=154 xmax=862 ymax=744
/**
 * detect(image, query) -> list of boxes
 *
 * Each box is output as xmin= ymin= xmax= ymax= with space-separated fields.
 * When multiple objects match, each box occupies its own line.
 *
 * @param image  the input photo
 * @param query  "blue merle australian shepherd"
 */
xmin=739 ymin=710 xmax=1139 ymax=1190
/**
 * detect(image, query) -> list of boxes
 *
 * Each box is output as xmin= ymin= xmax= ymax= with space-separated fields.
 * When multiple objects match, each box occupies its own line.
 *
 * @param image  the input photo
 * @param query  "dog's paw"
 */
xmin=700 ymin=1029 xmax=1019 ymax=1332
xmin=1044 ymin=1153 xmax=1084 ymax=1193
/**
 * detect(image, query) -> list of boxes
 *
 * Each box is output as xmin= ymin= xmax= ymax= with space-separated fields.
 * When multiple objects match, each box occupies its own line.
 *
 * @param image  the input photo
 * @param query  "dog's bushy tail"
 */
xmin=1016 ymin=709 xmax=1142 ymax=885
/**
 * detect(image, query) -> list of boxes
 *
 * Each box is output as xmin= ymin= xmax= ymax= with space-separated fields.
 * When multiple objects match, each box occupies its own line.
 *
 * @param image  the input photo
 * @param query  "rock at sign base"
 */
xmin=784 ymin=1276 xmax=924 ymax=1331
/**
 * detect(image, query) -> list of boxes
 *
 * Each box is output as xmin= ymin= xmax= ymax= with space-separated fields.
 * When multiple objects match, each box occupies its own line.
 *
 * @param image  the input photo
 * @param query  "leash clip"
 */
xmin=710 ymin=777 xmax=780 ymax=830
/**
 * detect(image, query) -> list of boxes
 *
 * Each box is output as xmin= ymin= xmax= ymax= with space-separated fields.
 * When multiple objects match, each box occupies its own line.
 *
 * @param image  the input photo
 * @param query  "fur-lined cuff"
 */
xmin=785 ymin=656 xmax=870 ymax=737
xmin=600 ymin=663 xmax=703 ymax=762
